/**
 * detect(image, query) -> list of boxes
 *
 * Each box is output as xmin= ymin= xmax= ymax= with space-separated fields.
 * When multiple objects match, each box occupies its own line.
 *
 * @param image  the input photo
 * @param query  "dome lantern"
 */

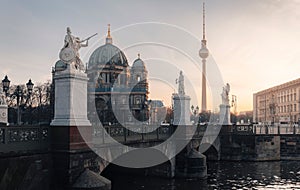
xmin=106 ymin=24 xmax=113 ymax=44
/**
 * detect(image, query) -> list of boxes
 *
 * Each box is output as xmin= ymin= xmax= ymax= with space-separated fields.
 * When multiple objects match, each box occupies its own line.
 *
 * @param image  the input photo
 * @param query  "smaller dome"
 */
xmin=132 ymin=54 xmax=146 ymax=69
xmin=55 ymin=60 xmax=67 ymax=71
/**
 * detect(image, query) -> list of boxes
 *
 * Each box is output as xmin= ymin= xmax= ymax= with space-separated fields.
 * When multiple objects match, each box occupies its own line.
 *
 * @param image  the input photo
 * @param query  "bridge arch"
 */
xmin=200 ymin=143 xmax=220 ymax=161
xmin=101 ymin=148 xmax=175 ymax=178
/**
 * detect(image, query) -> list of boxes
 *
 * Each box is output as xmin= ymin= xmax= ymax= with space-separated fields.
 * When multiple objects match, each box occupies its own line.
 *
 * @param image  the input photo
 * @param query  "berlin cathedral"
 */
xmin=86 ymin=25 xmax=149 ymax=125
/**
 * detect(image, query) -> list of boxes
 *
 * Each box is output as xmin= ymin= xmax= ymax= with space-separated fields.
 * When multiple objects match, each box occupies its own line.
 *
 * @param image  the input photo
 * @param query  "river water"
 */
xmin=109 ymin=161 xmax=300 ymax=190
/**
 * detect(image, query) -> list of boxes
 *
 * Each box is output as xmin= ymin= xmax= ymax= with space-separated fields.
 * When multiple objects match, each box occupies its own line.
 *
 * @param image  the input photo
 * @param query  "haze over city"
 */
xmin=1 ymin=0 xmax=300 ymax=111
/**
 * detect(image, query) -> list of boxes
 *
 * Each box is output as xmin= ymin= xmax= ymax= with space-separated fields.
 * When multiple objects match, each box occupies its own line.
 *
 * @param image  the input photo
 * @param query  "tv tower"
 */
xmin=199 ymin=2 xmax=209 ymax=112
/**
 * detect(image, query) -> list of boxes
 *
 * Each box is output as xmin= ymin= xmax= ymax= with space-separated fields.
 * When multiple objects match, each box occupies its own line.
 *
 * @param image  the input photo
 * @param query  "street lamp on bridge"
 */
xmin=2 ymin=75 xmax=34 ymax=125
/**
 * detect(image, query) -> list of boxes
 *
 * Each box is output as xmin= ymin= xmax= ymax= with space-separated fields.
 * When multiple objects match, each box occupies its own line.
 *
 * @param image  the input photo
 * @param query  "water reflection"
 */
xmin=110 ymin=161 xmax=300 ymax=190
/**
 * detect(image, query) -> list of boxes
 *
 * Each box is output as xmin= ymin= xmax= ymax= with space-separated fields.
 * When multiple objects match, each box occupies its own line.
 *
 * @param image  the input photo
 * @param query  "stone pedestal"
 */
xmin=51 ymin=64 xmax=91 ymax=126
xmin=172 ymin=93 xmax=192 ymax=126
xmin=219 ymin=104 xmax=231 ymax=125
xmin=0 ymin=105 xmax=8 ymax=125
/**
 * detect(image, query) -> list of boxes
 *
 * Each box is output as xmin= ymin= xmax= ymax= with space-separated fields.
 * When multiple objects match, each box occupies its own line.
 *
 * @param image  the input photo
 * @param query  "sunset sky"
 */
xmin=1 ymin=0 xmax=300 ymax=112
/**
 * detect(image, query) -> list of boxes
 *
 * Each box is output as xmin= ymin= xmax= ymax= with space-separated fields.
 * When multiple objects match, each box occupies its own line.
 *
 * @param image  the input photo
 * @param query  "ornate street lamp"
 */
xmin=2 ymin=75 xmax=10 ymax=95
xmin=26 ymin=79 xmax=34 ymax=95
xmin=195 ymin=106 xmax=199 ymax=114
xmin=1 ymin=75 xmax=34 ymax=125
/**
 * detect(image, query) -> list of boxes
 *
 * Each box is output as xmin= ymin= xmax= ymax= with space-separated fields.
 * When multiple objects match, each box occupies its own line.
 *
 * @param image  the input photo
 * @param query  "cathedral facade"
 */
xmin=87 ymin=25 xmax=149 ymax=125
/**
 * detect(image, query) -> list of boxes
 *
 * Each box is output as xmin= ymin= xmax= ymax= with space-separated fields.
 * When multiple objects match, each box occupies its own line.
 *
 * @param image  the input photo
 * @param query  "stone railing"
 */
xmin=93 ymin=125 xmax=175 ymax=144
xmin=0 ymin=125 xmax=50 ymax=155
xmin=232 ymin=124 xmax=254 ymax=134
xmin=253 ymin=124 xmax=300 ymax=135
xmin=92 ymin=124 xmax=215 ymax=145
xmin=230 ymin=124 xmax=300 ymax=135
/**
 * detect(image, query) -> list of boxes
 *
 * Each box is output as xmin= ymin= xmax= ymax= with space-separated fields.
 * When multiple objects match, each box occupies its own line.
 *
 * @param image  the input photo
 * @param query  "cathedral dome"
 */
xmin=88 ymin=24 xmax=128 ymax=69
xmin=88 ymin=43 xmax=128 ymax=68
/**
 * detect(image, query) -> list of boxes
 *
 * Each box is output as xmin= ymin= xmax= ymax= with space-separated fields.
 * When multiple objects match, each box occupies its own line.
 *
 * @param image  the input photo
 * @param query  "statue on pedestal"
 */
xmin=176 ymin=71 xmax=185 ymax=96
xmin=221 ymin=83 xmax=230 ymax=105
xmin=59 ymin=27 xmax=97 ymax=71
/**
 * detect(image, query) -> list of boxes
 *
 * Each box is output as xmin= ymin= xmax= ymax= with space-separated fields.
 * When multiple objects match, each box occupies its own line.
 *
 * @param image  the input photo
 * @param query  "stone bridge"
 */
xmin=1 ymin=123 xmax=300 ymax=189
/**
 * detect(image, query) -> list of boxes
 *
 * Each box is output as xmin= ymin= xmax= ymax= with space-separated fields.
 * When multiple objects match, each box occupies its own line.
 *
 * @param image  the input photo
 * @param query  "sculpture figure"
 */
xmin=176 ymin=71 xmax=185 ymax=95
xmin=221 ymin=83 xmax=230 ymax=105
xmin=60 ymin=27 xmax=97 ymax=71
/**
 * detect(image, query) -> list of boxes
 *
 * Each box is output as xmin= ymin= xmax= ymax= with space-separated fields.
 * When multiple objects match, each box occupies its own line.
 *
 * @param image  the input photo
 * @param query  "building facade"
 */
xmin=87 ymin=25 xmax=149 ymax=125
xmin=253 ymin=78 xmax=300 ymax=124
xmin=148 ymin=100 xmax=167 ymax=125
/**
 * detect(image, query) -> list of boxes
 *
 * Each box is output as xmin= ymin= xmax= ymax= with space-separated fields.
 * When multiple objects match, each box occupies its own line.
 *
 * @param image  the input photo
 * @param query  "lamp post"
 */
xmin=2 ymin=75 xmax=34 ymax=125
xmin=2 ymin=75 xmax=10 ymax=96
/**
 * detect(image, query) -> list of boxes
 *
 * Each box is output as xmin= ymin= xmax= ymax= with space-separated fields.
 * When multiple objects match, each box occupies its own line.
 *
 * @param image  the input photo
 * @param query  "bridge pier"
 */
xmin=175 ymin=145 xmax=207 ymax=178
xmin=51 ymin=62 xmax=111 ymax=189
xmin=51 ymin=125 xmax=101 ymax=188
xmin=174 ymin=126 xmax=207 ymax=179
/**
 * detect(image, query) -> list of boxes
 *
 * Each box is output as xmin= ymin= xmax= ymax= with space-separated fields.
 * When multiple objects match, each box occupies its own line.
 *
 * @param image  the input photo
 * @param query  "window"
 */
xmin=294 ymin=104 xmax=297 ymax=112
xmin=135 ymin=98 xmax=141 ymax=104
xmin=106 ymin=73 xmax=110 ymax=83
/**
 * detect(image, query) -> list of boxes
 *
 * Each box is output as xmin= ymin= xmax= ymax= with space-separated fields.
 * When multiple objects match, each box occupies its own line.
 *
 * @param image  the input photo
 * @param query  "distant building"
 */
xmin=237 ymin=111 xmax=253 ymax=124
xmin=148 ymin=100 xmax=167 ymax=124
xmin=253 ymin=78 xmax=300 ymax=123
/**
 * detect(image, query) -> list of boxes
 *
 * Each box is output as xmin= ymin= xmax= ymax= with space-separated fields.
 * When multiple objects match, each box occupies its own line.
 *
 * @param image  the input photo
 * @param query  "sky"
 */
xmin=1 ymin=0 xmax=300 ymax=112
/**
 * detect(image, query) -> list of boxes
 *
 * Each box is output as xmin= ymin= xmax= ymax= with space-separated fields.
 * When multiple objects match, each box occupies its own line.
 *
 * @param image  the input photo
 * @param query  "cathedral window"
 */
xmin=135 ymin=98 xmax=141 ymax=104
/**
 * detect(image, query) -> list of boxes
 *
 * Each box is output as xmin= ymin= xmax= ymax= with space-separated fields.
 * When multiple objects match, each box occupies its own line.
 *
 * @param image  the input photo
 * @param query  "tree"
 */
xmin=5 ymin=81 xmax=53 ymax=125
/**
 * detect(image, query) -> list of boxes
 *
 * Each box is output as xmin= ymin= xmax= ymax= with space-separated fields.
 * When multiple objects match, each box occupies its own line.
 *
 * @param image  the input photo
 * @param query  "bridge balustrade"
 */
xmin=93 ymin=125 xmax=176 ymax=144
xmin=253 ymin=124 xmax=300 ymax=135
xmin=0 ymin=125 xmax=50 ymax=154
xmin=232 ymin=124 xmax=254 ymax=134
